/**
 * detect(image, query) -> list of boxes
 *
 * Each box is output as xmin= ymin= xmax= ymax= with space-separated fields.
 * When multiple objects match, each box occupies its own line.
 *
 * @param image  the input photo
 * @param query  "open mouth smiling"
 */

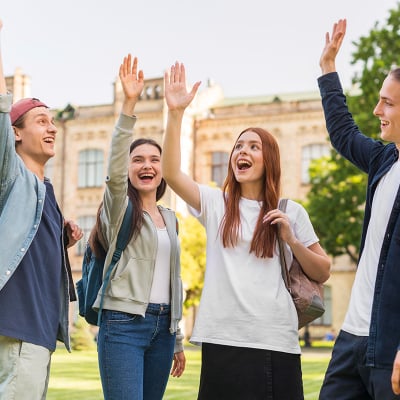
xmin=237 ymin=159 xmax=252 ymax=170
xmin=139 ymin=173 xmax=155 ymax=181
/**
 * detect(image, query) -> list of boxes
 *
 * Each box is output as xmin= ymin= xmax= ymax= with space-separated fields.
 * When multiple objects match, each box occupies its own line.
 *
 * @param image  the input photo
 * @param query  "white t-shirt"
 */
xmin=343 ymin=160 xmax=400 ymax=335
xmin=149 ymin=227 xmax=171 ymax=304
xmin=189 ymin=185 xmax=319 ymax=354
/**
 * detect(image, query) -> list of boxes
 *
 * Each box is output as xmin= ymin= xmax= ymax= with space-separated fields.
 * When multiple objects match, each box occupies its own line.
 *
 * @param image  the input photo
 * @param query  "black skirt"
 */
xmin=197 ymin=342 xmax=304 ymax=400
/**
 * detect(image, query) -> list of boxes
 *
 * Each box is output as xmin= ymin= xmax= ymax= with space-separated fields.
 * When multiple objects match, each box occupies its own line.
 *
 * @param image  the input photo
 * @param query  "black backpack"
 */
xmin=76 ymin=201 xmax=133 ymax=326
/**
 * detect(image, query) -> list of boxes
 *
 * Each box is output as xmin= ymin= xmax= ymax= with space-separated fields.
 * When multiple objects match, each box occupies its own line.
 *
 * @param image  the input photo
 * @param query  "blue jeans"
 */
xmin=319 ymin=330 xmax=400 ymax=399
xmin=97 ymin=303 xmax=176 ymax=400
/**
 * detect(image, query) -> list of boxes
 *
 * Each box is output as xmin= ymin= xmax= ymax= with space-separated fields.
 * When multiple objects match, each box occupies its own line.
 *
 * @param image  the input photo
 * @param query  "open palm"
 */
xmin=164 ymin=62 xmax=201 ymax=111
xmin=119 ymin=54 xmax=145 ymax=101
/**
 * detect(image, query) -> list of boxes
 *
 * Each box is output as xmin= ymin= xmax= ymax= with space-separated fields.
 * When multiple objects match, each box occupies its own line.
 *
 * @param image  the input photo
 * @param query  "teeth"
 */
xmin=237 ymin=160 xmax=251 ymax=170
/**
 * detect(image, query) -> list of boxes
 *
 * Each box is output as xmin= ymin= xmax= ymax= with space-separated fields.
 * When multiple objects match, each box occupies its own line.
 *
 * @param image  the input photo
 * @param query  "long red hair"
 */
xmin=220 ymin=127 xmax=281 ymax=258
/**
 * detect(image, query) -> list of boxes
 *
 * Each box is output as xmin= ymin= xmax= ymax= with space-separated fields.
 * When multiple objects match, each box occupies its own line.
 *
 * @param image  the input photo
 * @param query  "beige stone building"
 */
xmin=6 ymin=68 xmax=356 ymax=339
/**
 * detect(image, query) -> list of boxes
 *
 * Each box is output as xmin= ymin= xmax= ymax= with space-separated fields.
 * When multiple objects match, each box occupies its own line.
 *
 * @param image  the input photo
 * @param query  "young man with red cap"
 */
xmin=0 ymin=20 xmax=83 ymax=399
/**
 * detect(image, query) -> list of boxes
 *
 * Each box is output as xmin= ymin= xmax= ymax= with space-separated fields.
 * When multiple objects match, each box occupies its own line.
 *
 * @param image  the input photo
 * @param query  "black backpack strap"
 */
xmin=97 ymin=201 xmax=133 ymax=325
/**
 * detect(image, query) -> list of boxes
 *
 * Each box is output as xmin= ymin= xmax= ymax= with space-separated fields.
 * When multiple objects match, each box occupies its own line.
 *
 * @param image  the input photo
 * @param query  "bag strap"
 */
xmin=277 ymin=198 xmax=291 ymax=292
xmin=97 ymin=200 xmax=133 ymax=325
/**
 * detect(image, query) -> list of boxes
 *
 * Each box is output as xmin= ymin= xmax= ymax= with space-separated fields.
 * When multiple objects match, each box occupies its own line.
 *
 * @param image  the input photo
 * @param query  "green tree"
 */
xmin=70 ymin=317 xmax=96 ymax=351
xmin=305 ymin=4 xmax=400 ymax=261
xmin=178 ymin=213 xmax=207 ymax=309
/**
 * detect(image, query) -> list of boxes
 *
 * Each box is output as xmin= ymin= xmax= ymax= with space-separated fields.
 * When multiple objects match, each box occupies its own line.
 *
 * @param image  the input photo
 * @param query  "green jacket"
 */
xmin=93 ymin=114 xmax=184 ymax=353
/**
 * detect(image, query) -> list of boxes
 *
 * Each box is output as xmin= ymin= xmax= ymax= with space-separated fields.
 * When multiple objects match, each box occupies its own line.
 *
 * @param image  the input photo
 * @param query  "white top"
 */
xmin=149 ymin=227 xmax=171 ymax=304
xmin=343 ymin=160 xmax=400 ymax=335
xmin=189 ymin=185 xmax=319 ymax=354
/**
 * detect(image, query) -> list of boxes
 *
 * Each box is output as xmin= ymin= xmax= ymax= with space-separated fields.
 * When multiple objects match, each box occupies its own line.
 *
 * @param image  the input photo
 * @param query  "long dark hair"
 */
xmin=219 ymin=127 xmax=281 ymax=258
xmin=89 ymin=138 xmax=166 ymax=257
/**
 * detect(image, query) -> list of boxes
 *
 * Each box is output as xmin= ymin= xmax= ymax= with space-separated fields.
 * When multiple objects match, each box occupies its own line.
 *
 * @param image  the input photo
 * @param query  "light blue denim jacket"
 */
xmin=0 ymin=93 xmax=74 ymax=351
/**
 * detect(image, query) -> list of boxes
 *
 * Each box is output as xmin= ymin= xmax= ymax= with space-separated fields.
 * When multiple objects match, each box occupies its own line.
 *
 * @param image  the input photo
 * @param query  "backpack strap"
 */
xmin=97 ymin=201 xmax=133 ymax=325
xmin=277 ymin=198 xmax=291 ymax=291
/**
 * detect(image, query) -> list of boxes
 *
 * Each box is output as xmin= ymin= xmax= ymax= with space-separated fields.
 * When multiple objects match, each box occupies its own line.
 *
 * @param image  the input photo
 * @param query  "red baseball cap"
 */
xmin=10 ymin=98 xmax=49 ymax=125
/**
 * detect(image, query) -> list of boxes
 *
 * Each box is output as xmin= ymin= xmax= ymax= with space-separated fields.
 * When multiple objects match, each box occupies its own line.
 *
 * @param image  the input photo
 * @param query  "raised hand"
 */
xmin=164 ymin=62 xmax=201 ymax=112
xmin=119 ymin=54 xmax=144 ymax=117
xmin=319 ymin=19 xmax=347 ymax=75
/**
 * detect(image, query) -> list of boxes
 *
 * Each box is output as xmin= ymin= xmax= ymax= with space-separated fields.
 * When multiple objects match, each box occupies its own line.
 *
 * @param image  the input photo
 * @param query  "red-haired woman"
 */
xmin=162 ymin=63 xmax=331 ymax=400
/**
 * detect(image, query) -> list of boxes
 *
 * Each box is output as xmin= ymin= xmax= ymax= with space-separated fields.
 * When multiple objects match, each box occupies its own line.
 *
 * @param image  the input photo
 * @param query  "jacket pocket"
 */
xmin=108 ymin=257 xmax=153 ymax=303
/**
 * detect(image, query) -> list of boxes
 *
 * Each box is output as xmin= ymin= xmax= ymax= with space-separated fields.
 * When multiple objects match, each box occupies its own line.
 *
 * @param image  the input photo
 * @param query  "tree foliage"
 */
xmin=177 ymin=213 xmax=207 ymax=310
xmin=306 ymin=5 xmax=400 ymax=262
xmin=306 ymin=154 xmax=365 ymax=263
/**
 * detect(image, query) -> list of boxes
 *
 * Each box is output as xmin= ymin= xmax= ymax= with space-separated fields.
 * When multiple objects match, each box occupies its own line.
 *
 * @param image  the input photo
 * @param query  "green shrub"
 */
xmin=70 ymin=317 xmax=97 ymax=351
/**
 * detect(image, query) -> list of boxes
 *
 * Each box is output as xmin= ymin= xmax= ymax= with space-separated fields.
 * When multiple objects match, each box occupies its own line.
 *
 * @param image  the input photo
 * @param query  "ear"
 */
xmin=13 ymin=126 xmax=22 ymax=143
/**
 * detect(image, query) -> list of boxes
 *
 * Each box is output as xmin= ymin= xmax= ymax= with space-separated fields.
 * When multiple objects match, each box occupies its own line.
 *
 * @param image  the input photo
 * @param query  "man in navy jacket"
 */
xmin=318 ymin=19 xmax=400 ymax=399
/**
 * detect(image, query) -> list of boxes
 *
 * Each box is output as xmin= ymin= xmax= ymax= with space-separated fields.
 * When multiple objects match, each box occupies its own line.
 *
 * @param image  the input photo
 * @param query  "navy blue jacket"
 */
xmin=318 ymin=72 xmax=400 ymax=368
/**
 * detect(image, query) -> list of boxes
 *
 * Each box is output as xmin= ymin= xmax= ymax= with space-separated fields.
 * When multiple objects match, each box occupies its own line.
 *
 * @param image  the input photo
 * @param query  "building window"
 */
xmin=154 ymin=85 xmax=161 ymax=99
xmin=76 ymin=215 xmax=97 ymax=256
xmin=301 ymin=143 xmax=330 ymax=184
xmin=211 ymin=151 xmax=229 ymax=187
xmin=312 ymin=285 xmax=332 ymax=326
xmin=145 ymin=86 xmax=153 ymax=100
xmin=78 ymin=149 xmax=104 ymax=188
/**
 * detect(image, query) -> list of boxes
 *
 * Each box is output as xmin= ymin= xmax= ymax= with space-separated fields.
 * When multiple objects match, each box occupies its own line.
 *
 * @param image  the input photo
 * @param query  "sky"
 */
xmin=1 ymin=0 xmax=399 ymax=109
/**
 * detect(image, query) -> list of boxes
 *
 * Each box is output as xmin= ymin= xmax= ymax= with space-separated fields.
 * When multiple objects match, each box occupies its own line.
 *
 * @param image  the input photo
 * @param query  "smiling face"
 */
xmin=230 ymin=130 xmax=265 ymax=195
xmin=14 ymin=106 xmax=57 ymax=166
xmin=128 ymin=143 xmax=163 ymax=197
xmin=373 ymin=73 xmax=400 ymax=147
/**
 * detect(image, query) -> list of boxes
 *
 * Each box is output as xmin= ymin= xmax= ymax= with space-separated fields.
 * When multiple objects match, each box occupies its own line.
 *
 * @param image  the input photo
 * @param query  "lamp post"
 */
xmin=55 ymin=103 xmax=76 ymax=210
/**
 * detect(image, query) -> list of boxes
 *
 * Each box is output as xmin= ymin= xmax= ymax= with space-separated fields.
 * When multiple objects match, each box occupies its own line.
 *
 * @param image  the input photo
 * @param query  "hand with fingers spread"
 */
xmin=319 ymin=18 xmax=346 ymax=75
xmin=164 ymin=62 xmax=201 ymax=112
xmin=119 ymin=54 xmax=144 ymax=116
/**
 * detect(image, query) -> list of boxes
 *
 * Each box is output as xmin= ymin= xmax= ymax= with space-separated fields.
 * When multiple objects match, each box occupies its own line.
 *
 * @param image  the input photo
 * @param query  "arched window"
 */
xmin=145 ymin=86 xmax=153 ymax=100
xmin=78 ymin=149 xmax=104 ymax=188
xmin=154 ymin=85 xmax=161 ymax=99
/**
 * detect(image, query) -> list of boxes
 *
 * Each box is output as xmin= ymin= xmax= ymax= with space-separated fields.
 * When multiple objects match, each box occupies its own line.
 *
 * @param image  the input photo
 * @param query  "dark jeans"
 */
xmin=97 ymin=304 xmax=176 ymax=400
xmin=198 ymin=342 xmax=303 ymax=400
xmin=319 ymin=330 xmax=400 ymax=400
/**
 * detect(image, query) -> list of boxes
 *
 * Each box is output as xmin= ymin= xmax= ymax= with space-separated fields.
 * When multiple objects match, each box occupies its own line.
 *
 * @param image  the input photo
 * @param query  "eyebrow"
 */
xmin=131 ymin=154 xmax=161 ymax=158
xmin=380 ymin=95 xmax=394 ymax=102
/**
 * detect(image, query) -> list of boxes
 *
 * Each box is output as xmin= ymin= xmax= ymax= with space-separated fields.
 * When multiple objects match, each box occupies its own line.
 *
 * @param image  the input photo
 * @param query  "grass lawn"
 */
xmin=48 ymin=344 xmax=331 ymax=399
